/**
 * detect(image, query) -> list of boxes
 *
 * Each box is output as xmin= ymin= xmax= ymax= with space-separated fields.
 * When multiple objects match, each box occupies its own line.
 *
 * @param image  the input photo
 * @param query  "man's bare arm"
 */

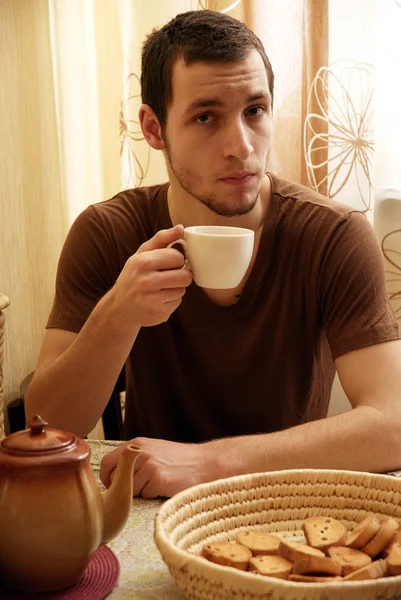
xmin=25 ymin=297 xmax=140 ymax=437
xmin=25 ymin=226 xmax=192 ymax=437
xmin=100 ymin=339 xmax=401 ymax=497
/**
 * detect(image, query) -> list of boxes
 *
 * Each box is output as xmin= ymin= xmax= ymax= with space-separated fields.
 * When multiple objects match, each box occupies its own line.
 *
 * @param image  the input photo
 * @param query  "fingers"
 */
xmin=104 ymin=454 xmax=154 ymax=498
xmin=128 ymin=443 xmax=159 ymax=498
xmin=101 ymin=440 xmax=150 ymax=497
xmin=100 ymin=441 xmax=142 ymax=488
xmin=133 ymin=467 xmax=151 ymax=497
xmin=161 ymin=291 xmax=186 ymax=305
xmin=133 ymin=460 xmax=166 ymax=499
xmin=128 ymin=253 xmax=192 ymax=294
xmin=150 ymin=270 xmax=193 ymax=292
xmin=143 ymin=289 xmax=185 ymax=305
xmin=134 ymin=248 xmax=186 ymax=272
xmin=134 ymin=465 xmax=172 ymax=499
xmin=140 ymin=479 xmax=161 ymax=499
xmin=100 ymin=445 xmax=125 ymax=487
xmin=155 ymin=270 xmax=192 ymax=290
xmin=137 ymin=225 xmax=184 ymax=253
xmin=131 ymin=248 xmax=193 ymax=291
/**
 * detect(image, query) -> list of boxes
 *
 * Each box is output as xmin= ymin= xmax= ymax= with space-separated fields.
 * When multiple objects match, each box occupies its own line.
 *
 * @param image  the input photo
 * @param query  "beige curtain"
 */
xmin=1 ymin=0 xmax=401 ymax=432
xmin=1 ymin=0 xmax=65 ymax=427
xmin=0 ymin=295 xmax=10 ymax=438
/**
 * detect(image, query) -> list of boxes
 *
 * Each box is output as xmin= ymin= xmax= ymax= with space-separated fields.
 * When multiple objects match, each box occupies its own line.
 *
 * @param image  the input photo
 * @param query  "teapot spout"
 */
xmin=101 ymin=444 xmax=143 ymax=544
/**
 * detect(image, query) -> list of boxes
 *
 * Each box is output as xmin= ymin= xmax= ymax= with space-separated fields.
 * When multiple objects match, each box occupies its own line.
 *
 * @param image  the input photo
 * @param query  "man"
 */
xmin=26 ymin=10 xmax=401 ymax=499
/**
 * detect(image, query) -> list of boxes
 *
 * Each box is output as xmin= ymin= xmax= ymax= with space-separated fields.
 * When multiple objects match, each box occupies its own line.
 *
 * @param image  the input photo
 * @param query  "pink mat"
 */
xmin=0 ymin=545 xmax=120 ymax=600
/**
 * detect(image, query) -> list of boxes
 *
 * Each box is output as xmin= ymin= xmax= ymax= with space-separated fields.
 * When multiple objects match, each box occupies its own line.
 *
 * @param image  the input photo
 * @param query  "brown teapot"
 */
xmin=0 ymin=415 xmax=142 ymax=593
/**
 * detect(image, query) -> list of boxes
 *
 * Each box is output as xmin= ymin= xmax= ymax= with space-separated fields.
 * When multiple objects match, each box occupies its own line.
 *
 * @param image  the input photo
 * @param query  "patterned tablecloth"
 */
xmin=88 ymin=440 xmax=185 ymax=600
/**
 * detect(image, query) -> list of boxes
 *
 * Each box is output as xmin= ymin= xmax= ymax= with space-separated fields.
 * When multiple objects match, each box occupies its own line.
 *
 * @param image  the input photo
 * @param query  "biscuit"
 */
xmin=387 ymin=541 xmax=401 ymax=576
xmin=236 ymin=530 xmax=281 ymax=556
xmin=361 ymin=518 xmax=400 ymax=558
xmin=288 ymin=574 xmax=343 ymax=582
xmin=382 ymin=530 xmax=401 ymax=558
xmin=327 ymin=546 xmax=372 ymax=576
xmin=343 ymin=558 xmax=387 ymax=581
xmin=201 ymin=542 xmax=251 ymax=570
xmin=278 ymin=540 xmax=325 ymax=562
xmin=303 ymin=517 xmax=347 ymax=550
xmin=292 ymin=556 xmax=342 ymax=577
xmin=249 ymin=555 xmax=292 ymax=579
xmin=346 ymin=515 xmax=380 ymax=549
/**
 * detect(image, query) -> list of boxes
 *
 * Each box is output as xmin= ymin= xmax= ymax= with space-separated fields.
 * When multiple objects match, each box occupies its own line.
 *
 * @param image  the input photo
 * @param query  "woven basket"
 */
xmin=0 ymin=294 xmax=10 ymax=439
xmin=154 ymin=469 xmax=401 ymax=600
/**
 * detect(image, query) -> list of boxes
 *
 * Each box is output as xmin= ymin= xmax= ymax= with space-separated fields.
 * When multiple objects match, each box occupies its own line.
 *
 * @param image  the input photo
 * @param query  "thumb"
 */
xmin=138 ymin=225 xmax=184 ymax=253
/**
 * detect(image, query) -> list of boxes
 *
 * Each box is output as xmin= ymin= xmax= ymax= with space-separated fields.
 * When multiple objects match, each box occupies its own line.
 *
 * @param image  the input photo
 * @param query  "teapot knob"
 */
xmin=28 ymin=415 xmax=49 ymax=436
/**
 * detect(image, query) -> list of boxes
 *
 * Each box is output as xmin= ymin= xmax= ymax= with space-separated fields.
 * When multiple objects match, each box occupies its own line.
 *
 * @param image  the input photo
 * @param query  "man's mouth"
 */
xmin=219 ymin=171 xmax=257 ymax=186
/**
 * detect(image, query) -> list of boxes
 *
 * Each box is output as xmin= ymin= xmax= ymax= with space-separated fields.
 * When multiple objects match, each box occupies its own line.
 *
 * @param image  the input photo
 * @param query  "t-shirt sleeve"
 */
xmin=46 ymin=205 xmax=119 ymax=333
xmin=318 ymin=210 xmax=399 ymax=359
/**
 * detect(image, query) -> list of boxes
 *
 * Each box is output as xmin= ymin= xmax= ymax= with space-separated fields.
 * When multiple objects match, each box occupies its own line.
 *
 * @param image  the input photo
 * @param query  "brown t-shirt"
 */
xmin=47 ymin=174 xmax=399 ymax=442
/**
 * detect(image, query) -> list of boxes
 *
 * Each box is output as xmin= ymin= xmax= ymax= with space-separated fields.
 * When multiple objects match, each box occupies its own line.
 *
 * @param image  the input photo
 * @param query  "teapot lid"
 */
xmin=2 ymin=415 xmax=78 ymax=455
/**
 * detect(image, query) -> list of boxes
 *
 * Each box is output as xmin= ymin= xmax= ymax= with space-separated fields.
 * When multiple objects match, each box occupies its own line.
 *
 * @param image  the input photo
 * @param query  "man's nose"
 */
xmin=222 ymin=120 xmax=254 ymax=161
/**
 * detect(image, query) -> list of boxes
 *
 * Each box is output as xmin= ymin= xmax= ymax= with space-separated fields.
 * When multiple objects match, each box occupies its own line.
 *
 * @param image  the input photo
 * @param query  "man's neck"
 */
xmin=167 ymin=174 xmax=271 ymax=233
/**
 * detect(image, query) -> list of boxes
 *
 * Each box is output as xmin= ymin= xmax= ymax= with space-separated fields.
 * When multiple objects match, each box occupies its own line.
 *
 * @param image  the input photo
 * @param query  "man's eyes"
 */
xmin=195 ymin=113 xmax=213 ymax=124
xmin=194 ymin=106 xmax=266 ymax=124
xmin=246 ymin=106 xmax=266 ymax=117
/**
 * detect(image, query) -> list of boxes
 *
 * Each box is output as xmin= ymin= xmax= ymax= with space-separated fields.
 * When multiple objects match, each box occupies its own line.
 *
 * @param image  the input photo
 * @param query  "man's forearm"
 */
xmin=209 ymin=405 xmax=401 ymax=479
xmin=25 ymin=291 xmax=140 ymax=437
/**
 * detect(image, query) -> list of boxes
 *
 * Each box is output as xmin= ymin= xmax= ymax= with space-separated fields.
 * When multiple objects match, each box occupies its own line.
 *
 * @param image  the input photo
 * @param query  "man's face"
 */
xmin=163 ymin=49 xmax=273 ymax=217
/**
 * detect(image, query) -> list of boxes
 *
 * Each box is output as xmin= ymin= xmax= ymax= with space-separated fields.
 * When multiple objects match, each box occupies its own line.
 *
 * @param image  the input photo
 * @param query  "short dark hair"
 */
xmin=141 ymin=10 xmax=274 ymax=129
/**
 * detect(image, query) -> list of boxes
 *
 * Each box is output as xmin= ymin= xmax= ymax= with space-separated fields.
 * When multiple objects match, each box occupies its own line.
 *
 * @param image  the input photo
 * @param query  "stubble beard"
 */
xmin=165 ymin=143 xmax=262 ymax=218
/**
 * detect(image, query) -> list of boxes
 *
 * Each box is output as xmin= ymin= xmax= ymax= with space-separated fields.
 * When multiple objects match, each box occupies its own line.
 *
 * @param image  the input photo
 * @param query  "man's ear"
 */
xmin=139 ymin=104 xmax=165 ymax=150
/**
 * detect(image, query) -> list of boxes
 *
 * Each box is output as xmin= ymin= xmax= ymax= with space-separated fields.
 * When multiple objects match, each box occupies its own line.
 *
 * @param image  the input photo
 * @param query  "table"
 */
xmin=88 ymin=440 xmax=184 ymax=600
xmin=89 ymin=440 xmax=401 ymax=599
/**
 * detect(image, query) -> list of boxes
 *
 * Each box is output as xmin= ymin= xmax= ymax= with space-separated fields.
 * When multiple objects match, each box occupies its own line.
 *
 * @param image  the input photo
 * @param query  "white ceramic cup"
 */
xmin=167 ymin=225 xmax=255 ymax=289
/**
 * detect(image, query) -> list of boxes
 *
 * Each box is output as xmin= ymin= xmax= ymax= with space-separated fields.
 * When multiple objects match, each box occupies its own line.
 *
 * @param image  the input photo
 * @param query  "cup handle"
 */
xmin=166 ymin=238 xmax=190 ymax=270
